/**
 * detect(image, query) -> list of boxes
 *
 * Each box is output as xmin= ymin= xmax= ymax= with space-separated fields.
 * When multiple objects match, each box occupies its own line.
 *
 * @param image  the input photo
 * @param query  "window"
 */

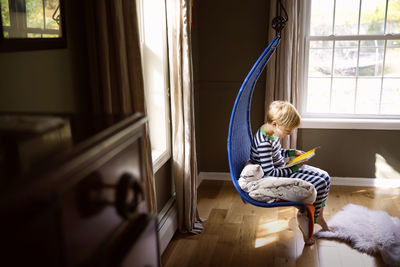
xmin=1 ymin=0 xmax=62 ymax=38
xmin=136 ymin=0 xmax=171 ymax=172
xmin=303 ymin=0 xmax=400 ymax=124
xmin=1 ymin=0 xmax=65 ymax=51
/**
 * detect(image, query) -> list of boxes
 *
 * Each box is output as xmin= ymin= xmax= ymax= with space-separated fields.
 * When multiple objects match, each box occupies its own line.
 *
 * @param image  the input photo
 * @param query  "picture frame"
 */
xmin=0 ymin=0 xmax=66 ymax=52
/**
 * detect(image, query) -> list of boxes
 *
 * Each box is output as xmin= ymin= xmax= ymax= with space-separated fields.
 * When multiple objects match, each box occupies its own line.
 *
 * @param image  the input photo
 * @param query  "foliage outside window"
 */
xmin=304 ymin=0 xmax=400 ymax=118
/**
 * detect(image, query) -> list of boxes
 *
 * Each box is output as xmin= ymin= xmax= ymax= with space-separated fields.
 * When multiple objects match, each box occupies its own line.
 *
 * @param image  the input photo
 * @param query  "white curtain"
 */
xmin=166 ymin=0 xmax=203 ymax=233
xmin=265 ymin=0 xmax=307 ymax=149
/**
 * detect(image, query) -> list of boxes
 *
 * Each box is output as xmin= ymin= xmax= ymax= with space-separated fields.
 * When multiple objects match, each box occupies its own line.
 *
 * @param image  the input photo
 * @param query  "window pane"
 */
xmin=42 ymin=33 xmax=58 ymax=38
xmin=306 ymin=0 xmax=400 ymax=118
xmin=26 ymin=0 xmax=44 ymax=29
xmin=359 ymin=0 xmax=386 ymax=35
xmin=331 ymin=78 xmax=356 ymax=113
xmin=1 ymin=0 xmax=10 ymax=27
xmin=356 ymin=78 xmax=381 ymax=114
xmin=359 ymin=40 xmax=384 ymax=76
xmin=310 ymin=0 xmax=334 ymax=35
xmin=27 ymin=33 xmax=41 ymax=38
xmin=139 ymin=0 xmax=170 ymax=164
xmin=334 ymin=41 xmax=358 ymax=76
xmin=386 ymin=0 xmax=400 ymax=34
xmin=308 ymin=41 xmax=333 ymax=77
xmin=310 ymin=40 xmax=334 ymax=49
xmin=381 ymin=78 xmax=400 ymax=114
xmin=45 ymin=0 xmax=60 ymax=30
xmin=384 ymin=40 xmax=400 ymax=77
xmin=306 ymin=78 xmax=331 ymax=113
xmin=335 ymin=0 xmax=360 ymax=35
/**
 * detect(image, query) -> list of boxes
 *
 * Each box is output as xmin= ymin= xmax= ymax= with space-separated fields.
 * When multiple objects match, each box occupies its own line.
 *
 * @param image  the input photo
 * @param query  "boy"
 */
xmin=250 ymin=100 xmax=332 ymax=245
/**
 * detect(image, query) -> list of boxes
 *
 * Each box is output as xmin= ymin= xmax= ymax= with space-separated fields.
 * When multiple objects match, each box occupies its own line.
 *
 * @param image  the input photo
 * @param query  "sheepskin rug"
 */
xmin=315 ymin=204 xmax=400 ymax=266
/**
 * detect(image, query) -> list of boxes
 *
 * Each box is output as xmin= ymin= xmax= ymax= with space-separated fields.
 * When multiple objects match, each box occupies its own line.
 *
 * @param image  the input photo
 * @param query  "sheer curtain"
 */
xmin=265 ymin=0 xmax=307 ymax=149
xmin=166 ymin=0 xmax=203 ymax=233
xmin=83 ymin=0 xmax=157 ymax=212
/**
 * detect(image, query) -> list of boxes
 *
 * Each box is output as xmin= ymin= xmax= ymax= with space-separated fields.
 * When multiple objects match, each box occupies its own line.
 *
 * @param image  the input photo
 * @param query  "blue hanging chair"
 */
xmin=226 ymin=34 xmax=318 ymax=240
xmin=227 ymin=35 xmax=306 ymax=212
xmin=227 ymin=1 xmax=315 ymax=241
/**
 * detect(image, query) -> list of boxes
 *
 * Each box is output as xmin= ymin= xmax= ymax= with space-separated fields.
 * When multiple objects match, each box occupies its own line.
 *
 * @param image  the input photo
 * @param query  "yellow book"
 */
xmin=279 ymin=146 xmax=320 ymax=169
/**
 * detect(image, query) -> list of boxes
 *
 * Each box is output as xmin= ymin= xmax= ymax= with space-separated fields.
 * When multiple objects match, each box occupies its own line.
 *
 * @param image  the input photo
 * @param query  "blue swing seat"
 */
xmin=227 ymin=35 xmax=306 ymax=212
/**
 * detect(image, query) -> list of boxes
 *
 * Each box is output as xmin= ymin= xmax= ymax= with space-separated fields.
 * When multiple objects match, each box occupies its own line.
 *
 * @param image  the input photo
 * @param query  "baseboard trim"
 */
xmin=157 ymin=195 xmax=178 ymax=255
xmin=198 ymin=172 xmax=400 ymax=188
xmin=198 ymin=172 xmax=231 ymax=182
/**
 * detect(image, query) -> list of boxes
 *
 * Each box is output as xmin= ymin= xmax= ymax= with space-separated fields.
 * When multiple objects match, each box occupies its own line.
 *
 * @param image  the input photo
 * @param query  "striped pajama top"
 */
xmin=250 ymin=126 xmax=298 ymax=177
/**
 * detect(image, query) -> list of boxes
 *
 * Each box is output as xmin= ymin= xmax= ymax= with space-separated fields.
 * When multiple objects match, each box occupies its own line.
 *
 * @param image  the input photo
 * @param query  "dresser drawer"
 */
xmin=60 ymin=134 xmax=148 ymax=266
xmin=120 ymin=215 xmax=160 ymax=267
xmin=90 ymin=214 xmax=161 ymax=267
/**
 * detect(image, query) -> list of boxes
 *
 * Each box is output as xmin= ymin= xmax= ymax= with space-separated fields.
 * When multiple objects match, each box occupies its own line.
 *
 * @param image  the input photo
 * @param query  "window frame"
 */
xmin=136 ymin=0 xmax=171 ymax=172
xmin=300 ymin=0 xmax=400 ymax=130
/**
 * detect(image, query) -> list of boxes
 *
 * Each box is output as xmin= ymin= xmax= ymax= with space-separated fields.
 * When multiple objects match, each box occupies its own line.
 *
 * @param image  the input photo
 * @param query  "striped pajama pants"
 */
xmin=289 ymin=165 xmax=331 ymax=220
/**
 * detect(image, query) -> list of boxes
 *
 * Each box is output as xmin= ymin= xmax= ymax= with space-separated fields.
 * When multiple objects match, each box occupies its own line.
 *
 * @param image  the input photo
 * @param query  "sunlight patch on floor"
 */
xmin=374 ymin=153 xmax=400 ymax=188
xmin=257 ymin=220 xmax=288 ymax=235
xmin=254 ymin=235 xmax=277 ymax=248
xmin=254 ymin=220 xmax=288 ymax=248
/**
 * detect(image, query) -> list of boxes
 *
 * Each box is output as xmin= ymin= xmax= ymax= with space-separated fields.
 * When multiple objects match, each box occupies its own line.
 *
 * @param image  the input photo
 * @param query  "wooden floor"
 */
xmin=161 ymin=180 xmax=400 ymax=267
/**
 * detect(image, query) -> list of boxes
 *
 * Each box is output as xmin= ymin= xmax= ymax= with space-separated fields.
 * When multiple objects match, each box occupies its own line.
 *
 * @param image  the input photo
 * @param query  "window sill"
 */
xmin=300 ymin=118 xmax=400 ymax=130
xmin=152 ymin=149 xmax=171 ymax=173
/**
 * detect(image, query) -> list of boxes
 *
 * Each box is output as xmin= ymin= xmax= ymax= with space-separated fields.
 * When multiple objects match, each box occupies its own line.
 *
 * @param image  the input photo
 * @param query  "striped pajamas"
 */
xmin=250 ymin=127 xmax=330 ymax=219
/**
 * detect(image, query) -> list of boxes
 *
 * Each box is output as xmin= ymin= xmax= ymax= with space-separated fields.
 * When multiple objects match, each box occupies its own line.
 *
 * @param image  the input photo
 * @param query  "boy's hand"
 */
xmin=297 ymin=162 xmax=306 ymax=168
xmin=295 ymin=150 xmax=307 ymax=168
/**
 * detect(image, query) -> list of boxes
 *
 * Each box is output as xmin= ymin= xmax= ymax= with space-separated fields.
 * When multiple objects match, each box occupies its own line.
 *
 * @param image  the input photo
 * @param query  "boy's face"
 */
xmin=273 ymin=122 xmax=294 ymax=138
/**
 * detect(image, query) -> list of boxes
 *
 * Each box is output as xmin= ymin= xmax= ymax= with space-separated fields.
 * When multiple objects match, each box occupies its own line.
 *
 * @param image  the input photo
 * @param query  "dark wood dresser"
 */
xmin=0 ymin=113 xmax=160 ymax=267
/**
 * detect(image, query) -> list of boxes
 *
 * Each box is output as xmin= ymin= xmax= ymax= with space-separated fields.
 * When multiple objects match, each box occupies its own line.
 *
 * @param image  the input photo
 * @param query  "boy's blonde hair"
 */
xmin=266 ymin=100 xmax=301 ymax=128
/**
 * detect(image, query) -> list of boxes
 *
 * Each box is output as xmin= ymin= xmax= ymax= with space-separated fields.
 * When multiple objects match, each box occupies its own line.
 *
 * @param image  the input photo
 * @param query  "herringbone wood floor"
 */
xmin=162 ymin=180 xmax=400 ymax=267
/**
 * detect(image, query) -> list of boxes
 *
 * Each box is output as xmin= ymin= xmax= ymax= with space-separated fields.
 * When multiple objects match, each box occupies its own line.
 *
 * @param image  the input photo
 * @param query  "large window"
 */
xmin=136 ymin=0 xmax=171 ymax=171
xmin=303 ymin=0 xmax=400 ymax=121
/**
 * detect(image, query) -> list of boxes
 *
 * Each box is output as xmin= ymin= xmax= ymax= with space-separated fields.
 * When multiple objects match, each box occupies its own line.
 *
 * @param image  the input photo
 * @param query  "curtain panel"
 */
xmin=265 ymin=0 xmax=307 ymax=149
xmin=166 ymin=0 xmax=203 ymax=233
xmin=83 ymin=0 xmax=157 ymax=212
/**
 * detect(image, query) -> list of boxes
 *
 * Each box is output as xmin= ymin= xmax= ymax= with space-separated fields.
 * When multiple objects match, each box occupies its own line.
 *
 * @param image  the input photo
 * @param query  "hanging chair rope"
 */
xmin=272 ymin=0 xmax=288 ymax=36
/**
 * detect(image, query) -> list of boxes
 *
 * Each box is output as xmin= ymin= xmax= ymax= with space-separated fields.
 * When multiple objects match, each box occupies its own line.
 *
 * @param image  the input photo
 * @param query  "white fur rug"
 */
xmin=315 ymin=204 xmax=400 ymax=266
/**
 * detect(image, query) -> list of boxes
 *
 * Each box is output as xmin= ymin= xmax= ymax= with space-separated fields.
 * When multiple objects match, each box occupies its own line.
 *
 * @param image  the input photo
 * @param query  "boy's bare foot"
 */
xmin=297 ymin=217 xmax=316 ymax=245
xmin=316 ymin=216 xmax=334 ymax=232
xmin=304 ymin=236 xmax=316 ymax=246
xmin=298 ymin=225 xmax=316 ymax=245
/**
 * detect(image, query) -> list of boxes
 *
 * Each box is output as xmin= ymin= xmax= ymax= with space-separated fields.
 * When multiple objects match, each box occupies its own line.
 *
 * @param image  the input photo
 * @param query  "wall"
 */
xmin=0 ymin=0 xmax=89 ymax=113
xmin=155 ymin=160 xmax=174 ymax=213
xmin=193 ymin=0 xmax=269 ymax=172
xmin=193 ymin=0 xmax=400 ymax=179
xmin=298 ymin=129 xmax=400 ymax=178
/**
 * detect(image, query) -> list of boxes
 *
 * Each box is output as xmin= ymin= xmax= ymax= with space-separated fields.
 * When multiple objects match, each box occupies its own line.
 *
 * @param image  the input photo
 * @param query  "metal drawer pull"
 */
xmin=115 ymin=173 xmax=144 ymax=219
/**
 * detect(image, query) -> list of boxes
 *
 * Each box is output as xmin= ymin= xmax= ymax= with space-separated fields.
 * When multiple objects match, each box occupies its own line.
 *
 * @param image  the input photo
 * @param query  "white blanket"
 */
xmin=238 ymin=164 xmax=316 ymax=204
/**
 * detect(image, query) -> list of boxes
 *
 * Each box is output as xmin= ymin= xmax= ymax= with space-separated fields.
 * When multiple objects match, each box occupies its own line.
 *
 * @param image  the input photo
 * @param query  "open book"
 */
xmin=279 ymin=146 xmax=320 ymax=169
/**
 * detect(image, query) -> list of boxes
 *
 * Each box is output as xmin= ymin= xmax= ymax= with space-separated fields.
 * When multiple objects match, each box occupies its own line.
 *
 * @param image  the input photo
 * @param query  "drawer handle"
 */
xmin=115 ymin=173 xmax=144 ymax=219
